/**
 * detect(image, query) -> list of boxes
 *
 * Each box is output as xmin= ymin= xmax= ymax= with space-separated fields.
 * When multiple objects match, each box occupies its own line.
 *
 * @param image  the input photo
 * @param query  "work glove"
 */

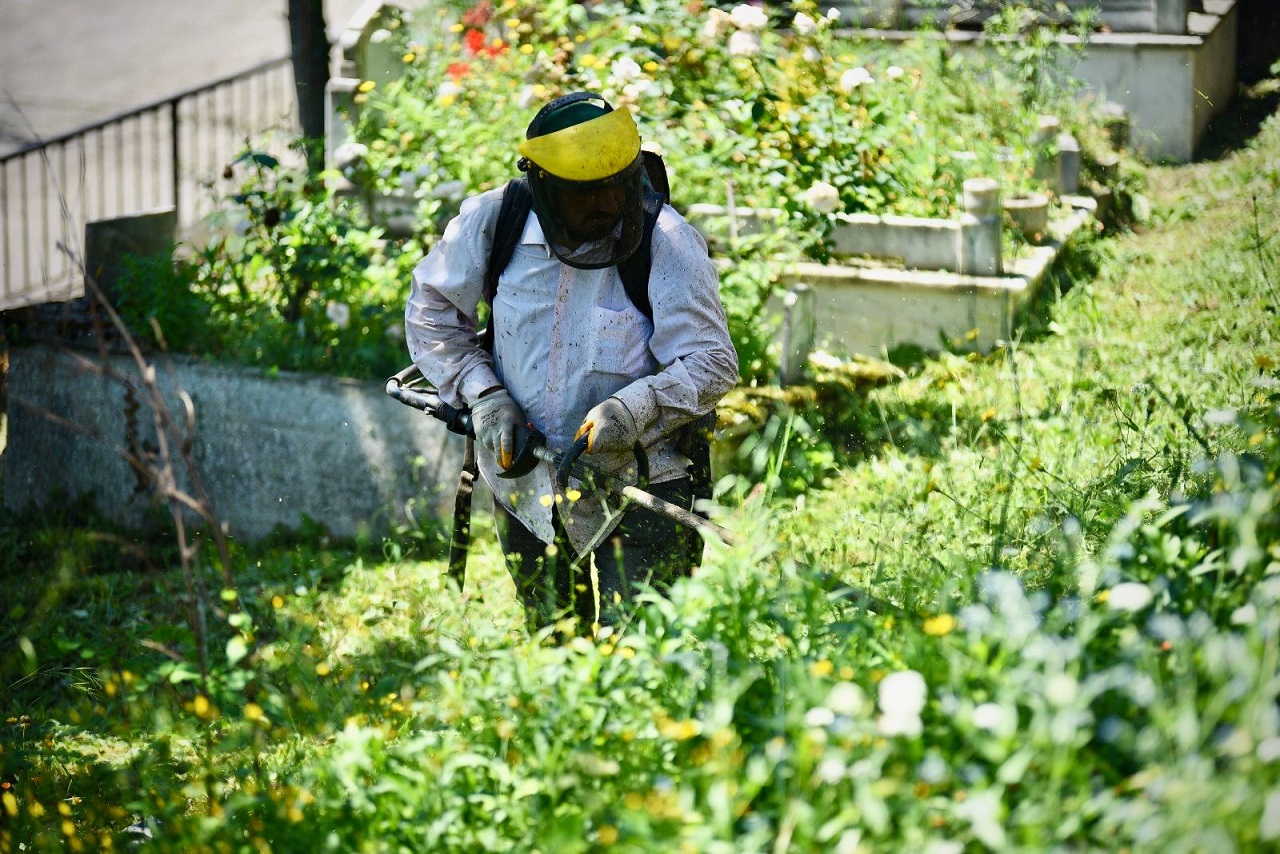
xmin=575 ymin=397 xmax=639 ymax=456
xmin=470 ymin=387 xmax=524 ymax=470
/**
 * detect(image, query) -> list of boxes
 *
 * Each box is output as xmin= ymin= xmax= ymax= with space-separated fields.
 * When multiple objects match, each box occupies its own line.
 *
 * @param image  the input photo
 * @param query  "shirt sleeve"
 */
xmin=610 ymin=210 xmax=739 ymax=448
xmin=404 ymin=189 xmax=504 ymax=409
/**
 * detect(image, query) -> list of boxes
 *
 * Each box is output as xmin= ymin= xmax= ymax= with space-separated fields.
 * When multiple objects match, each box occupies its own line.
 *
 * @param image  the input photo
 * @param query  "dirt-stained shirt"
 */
xmin=406 ymin=184 xmax=738 ymax=550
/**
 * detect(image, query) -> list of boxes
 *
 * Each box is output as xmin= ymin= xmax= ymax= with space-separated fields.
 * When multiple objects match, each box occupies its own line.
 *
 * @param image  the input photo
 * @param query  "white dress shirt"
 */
xmin=406 ymin=184 xmax=738 ymax=550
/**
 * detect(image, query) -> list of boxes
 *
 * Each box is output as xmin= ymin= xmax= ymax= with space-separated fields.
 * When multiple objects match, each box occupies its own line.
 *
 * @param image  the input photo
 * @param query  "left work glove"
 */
xmin=575 ymin=397 xmax=640 ymax=455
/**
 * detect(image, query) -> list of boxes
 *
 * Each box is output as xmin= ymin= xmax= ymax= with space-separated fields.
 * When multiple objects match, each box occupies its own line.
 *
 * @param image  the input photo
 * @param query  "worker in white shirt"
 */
xmin=405 ymin=92 xmax=737 ymax=629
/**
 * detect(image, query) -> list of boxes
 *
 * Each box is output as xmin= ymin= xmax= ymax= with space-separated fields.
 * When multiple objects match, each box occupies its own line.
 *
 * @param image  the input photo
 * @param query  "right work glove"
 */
xmin=470 ymin=387 xmax=524 ymax=470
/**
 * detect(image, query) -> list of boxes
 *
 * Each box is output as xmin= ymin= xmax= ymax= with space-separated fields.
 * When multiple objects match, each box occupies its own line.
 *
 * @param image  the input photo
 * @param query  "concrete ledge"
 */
xmin=5 ymin=344 xmax=464 ymax=541
xmin=772 ymin=208 xmax=1087 ymax=355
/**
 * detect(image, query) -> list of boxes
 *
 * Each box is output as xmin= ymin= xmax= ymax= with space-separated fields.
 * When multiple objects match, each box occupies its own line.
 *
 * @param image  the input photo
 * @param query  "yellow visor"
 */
xmin=518 ymin=108 xmax=641 ymax=182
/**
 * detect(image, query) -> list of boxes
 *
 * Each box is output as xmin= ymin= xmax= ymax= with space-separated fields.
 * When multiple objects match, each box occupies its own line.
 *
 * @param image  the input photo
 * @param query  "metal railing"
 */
xmin=0 ymin=56 xmax=300 ymax=312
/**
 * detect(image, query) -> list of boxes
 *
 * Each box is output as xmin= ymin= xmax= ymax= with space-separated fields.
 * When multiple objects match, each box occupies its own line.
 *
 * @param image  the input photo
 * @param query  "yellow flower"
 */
xmin=980 ymin=408 xmax=998 ymax=422
xmin=659 ymin=718 xmax=700 ymax=741
xmin=271 ymin=595 xmax=284 ymax=609
xmin=402 ymin=53 xmax=416 ymax=63
xmin=244 ymin=703 xmax=268 ymax=723
xmin=922 ymin=613 xmax=956 ymax=637
xmin=643 ymin=61 xmax=659 ymax=72
xmin=315 ymin=662 xmax=331 ymax=677
xmin=438 ymin=94 xmax=456 ymax=108
xmin=520 ymin=43 xmax=534 ymax=54
xmin=809 ymin=659 xmax=834 ymax=677
xmin=598 ymin=825 xmax=619 ymax=845
xmin=2 ymin=792 xmax=17 ymax=817
xmin=357 ymin=80 xmax=376 ymax=93
xmin=450 ymin=23 xmax=464 ymax=33
xmin=192 ymin=694 xmax=213 ymax=719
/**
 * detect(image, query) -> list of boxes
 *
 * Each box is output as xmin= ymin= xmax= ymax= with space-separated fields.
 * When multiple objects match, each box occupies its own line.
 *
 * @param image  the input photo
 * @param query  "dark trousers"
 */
xmin=494 ymin=478 xmax=698 ymax=629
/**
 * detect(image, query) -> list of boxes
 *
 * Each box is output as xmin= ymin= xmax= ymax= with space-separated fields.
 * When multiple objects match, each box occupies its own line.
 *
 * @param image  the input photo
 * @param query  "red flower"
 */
xmin=447 ymin=61 xmax=471 ymax=80
xmin=463 ymin=28 xmax=486 ymax=55
xmin=461 ymin=0 xmax=493 ymax=29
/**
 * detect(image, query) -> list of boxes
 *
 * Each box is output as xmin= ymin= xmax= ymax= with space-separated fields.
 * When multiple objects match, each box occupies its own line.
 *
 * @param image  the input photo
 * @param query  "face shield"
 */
xmin=517 ymin=94 xmax=652 ymax=270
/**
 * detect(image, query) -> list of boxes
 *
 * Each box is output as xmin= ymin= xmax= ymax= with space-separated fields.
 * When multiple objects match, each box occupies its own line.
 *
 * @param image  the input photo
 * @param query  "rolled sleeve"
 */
xmin=612 ymin=214 xmax=738 ymax=448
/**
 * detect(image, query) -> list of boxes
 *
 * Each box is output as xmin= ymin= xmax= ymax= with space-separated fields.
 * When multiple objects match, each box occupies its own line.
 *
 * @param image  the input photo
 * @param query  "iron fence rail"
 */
xmin=0 ymin=56 xmax=299 ymax=312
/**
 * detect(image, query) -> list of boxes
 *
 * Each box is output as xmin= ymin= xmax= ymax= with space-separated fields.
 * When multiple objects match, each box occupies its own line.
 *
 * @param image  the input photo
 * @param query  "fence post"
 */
xmin=170 ymin=98 xmax=181 ymax=225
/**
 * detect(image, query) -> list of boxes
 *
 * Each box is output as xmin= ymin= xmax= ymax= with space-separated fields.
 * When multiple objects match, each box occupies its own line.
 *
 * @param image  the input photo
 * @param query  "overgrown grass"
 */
xmin=3 ymin=85 xmax=1279 ymax=854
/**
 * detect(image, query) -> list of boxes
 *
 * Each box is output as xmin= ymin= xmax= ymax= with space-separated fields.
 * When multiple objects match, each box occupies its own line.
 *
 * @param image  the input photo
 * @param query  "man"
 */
xmin=405 ymin=92 xmax=737 ymax=629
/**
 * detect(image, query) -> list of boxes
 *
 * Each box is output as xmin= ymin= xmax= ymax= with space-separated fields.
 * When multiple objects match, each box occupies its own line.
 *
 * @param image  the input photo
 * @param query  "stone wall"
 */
xmin=5 ymin=344 xmax=466 ymax=541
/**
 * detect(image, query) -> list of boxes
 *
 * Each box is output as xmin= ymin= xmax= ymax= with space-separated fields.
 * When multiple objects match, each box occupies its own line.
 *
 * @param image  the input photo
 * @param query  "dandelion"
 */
xmin=804 ymin=180 xmax=840 ymax=212
xmin=923 ymin=613 xmax=957 ymax=636
xmin=729 ymin=4 xmax=769 ymax=32
xmin=357 ymin=79 xmax=376 ymax=93
xmin=838 ymin=67 xmax=874 ymax=93
xmin=325 ymin=301 xmax=351 ymax=329
xmin=1106 ymin=582 xmax=1153 ymax=612
xmin=727 ymin=30 xmax=762 ymax=57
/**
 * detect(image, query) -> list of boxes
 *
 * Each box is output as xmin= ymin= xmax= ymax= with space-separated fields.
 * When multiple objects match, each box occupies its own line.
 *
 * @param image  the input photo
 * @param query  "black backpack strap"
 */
xmin=481 ymin=179 xmax=534 ymax=352
xmin=616 ymin=190 xmax=665 ymax=320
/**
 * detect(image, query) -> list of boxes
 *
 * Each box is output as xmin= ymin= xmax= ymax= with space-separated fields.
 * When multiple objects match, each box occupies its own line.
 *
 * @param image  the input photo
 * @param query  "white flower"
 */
xmin=804 ymin=706 xmax=836 ymax=728
xmin=957 ymin=789 xmax=1006 ymax=849
xmin=332 ymin=142 xmax=368 ymax=169
xmin=702 ymin=8 xmax=732 ymax=40
xmin=805 ymin=180 xmax=840 ymax=213
xmin=436 ymin=80 xmax=461 ymax=103
xmin=885 ymin=65 xmax=905 ymax=80
xmin=825 ymin=681 xmax=865 ymax=716
xmin=838 ymin=67 xmax=874 ymax=93
xmin=1257 ymin=736 xmax=1280 ymax=763
xmin=610 ymin=56 xmax=643 ymax=84
xmin=816 ymin=757 xmax=846 ymax=784
xmin=972 ymin=702 xmax=1006 ymax=732
xmin=369 ymin=28 xmax=392 ymax=44
xmin=825 ymin=7 xmax=842 ymax=22
xmin=1045 ymin=673 xmax=1079 ymax=707
xmin=878 ymin=712 xmax=923 ymax=737
xmin=727 ymin=30 xmax=762 ymax=56
xmin=325 ymin=301 xmax=351 ymax=329
xmin=1231 ymin=603 xmax=1258 ymax=625
xmin=729 ymin=3 xmax=769 ymax=32
xmin=802 ymin=46 xmax=822 ymax=63
xmin=792 ymin=12 xmax=818 ymax=35
xmin=879 ymin=670 xmax=927 ymax=715
xmin=1107 ymin=582 xmax=1154 ymax=612
xmin=1262 ymin=789 xmax=1280 ymax=841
